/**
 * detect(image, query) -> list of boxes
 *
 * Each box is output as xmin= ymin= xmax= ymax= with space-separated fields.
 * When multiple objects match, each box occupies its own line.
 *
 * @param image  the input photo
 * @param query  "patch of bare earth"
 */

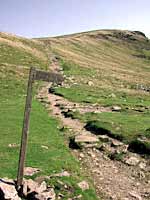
xmin=77 ymin=149 xmax=150 ymax=200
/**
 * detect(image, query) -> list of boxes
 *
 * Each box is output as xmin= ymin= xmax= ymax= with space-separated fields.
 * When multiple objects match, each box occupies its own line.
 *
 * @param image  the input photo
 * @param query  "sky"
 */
xmin=0 ymin=0 xmax=150 ymax=38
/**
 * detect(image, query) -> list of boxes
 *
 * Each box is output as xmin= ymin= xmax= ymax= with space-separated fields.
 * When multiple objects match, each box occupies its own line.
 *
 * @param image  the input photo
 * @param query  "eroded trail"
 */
xmin=37 ymin=85 xmax=150 ymax=200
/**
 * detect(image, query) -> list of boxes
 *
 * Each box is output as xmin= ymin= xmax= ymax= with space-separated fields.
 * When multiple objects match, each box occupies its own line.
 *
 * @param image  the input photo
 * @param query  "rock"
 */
xmin=100 ymin=143 xmax=115 ymax=154
xmin=37 ymin=181 xmax=47 ymax=193
xmin=87 ymin=81 xmax=94 ymax=86
xmin=139 ymin=171 xmax=145 ymax=179
xmin=75 ymin=134 xmax=99 ymax=143
xmin=98 ymin=135 xmax=110 ymax=142
xmin=77 ymin=181 xmax=89 ymax=191
xmin=87 ymin=151 xmax=96 ymax=158
xmin=50 ymin=171 xmax=70 ymax=178
xmin=23 ymin=179 xmax=48 ymax=197
xmin=58 ymin=193 xmax=64 ymax=199
xmin=129 ymin=191 xmax=142 ymax=200
xmin=41 ymin=145 xmax=49 ymax=150
xmin=139 ymin=162 xmax=146 ymax=170
xmin=23 ymin=179 xmax=38 ymax=195
xmin=35 ymin=188 xmax=56 ymax=200
xmin=24 ymin=167 xmax=41 ymax=176
xmin=81 ymin=143 xmax=100 ymax=148
xmin=0 ymin=178 xmax=21 ymax=200
xmin=125 ymin=157 xmax=140 ymax=166
xmin=79 ymin=153 xmax=85 ymax=159
xmin=71 ymin=134 xmax=100 ymax=149
xmin=111 ymin=139 xmax=124 ymax=147
xmin=22 ymin=179 xmax=28 ymax=197
xmin=117 ymin=144 xmax=128 ymax=153
xmin=8 ymin=143 xmax=19 ymax=148
xmin=64 ymin=184 xmax=68 ymax=189
xmin=112 ymin=106 xmax=121 ymax=111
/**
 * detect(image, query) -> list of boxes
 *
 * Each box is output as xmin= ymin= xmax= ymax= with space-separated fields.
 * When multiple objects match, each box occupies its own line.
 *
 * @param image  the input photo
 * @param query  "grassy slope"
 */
xmin=0 ymin=32 xmax=98 ymax=199
xmin=39 ymin=29 xmax=150 ymax=145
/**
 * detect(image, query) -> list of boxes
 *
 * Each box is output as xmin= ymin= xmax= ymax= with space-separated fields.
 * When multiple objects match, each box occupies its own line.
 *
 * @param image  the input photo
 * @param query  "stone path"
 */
xmin=37 ymin=84 xmax=150 ymax=200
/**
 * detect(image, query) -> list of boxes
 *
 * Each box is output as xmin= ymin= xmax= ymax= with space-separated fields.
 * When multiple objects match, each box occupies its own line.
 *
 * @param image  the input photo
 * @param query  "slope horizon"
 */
xmin=1 ymin=28 xmax=150 ymax=40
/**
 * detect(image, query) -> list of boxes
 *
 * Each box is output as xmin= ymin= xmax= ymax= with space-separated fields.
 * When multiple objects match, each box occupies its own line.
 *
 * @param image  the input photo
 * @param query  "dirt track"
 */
xmin=37 ymin=84 xmax=150 ymax=200
xmin=36 ymin=58 xmax=150 ymax=199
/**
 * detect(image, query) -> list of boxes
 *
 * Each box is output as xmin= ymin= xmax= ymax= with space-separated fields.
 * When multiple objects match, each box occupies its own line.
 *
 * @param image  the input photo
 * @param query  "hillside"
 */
xmin=38 ymin=29 xmax=150 ymax=144
xmin=39 ymin=29 xmax=150 ymax=96
xmin=0 ymin=32 xmax=98 ymax=199
xmin=0 ymin=29 xmax=150 ymax=199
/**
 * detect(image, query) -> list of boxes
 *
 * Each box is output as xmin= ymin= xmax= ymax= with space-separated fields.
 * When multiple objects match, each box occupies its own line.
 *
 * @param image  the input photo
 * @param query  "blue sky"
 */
xmin=0 ymin=0 xmax=150 ymax=38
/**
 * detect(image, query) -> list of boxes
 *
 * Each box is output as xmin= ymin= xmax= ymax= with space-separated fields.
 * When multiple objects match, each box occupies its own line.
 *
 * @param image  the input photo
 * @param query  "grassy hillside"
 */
xmin=39 ymin=29 xmax=150 ymax=148
xmin=0 ymin=32 xmax=98 ymax=199
xmin=40 ymin=29 xmax=150 ymax=98
xmin=0 ymin=29 xmax=150 ymax=198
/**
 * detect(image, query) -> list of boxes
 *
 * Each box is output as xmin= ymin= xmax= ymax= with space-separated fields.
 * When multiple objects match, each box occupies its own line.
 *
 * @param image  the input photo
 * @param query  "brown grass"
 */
xmin=0 ymin=35 xmax=47 ymax=61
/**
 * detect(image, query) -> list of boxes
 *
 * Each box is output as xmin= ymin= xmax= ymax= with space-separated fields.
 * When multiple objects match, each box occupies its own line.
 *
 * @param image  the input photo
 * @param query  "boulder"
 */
xmin=23 ymin=179 xmax=38 ymax=195
xmin=125 ymin=156 xmax=140 ymax=166
xmin=75 ymin=134 xmax=99 ymax=143
xmin=0 ymin=177 xmax=56 ymax=200
xmin=70 ymin=134 xmax=100 ymax=149
xmin=23 ymin=179 xmax=47 ymax=196
xmin=37 ymin=181 xmax=47 ymax=193
xmin=0 ymin=178 xmax=21 ymax=200
xmin=111 ymin=139 xmax=124 ymax=147
xmin=24 ymin=167 xmax=41 ymax=176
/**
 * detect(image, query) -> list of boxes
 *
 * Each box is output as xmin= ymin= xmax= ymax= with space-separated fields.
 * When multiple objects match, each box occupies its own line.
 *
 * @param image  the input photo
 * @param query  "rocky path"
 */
xmin=37 ymin=84 xmax=150 ymax=200
xmin=36 ymin=57 xmax=150 ymax=200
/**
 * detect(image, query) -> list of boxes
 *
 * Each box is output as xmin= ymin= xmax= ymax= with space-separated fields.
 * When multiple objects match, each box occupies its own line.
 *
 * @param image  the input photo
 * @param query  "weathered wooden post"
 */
xmin=17 ymin=67 xmax=63 ymax=189
xmin=17 ymin=67 xmax=36 ymax=188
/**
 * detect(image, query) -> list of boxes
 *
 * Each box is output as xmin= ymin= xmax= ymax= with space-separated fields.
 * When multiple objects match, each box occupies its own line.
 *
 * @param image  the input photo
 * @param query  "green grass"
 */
xmin=0 ymin=78 xmax=98 ymax=199
xmin=52 ymin=59 xmax=150 ymax=107
xmin=60 ymin=59 xmax=97 ymax=77
xmin=1 ymin=29 xmax=150 ymax=198
xmin=63 ymin=109 xmax=150 ymax=150
xmin=84 ymin=112 xmax=150 ymax=142
xmin=50 ymin=56 xmax=150 ymax=152
xmin=0 ymin=42 xmax=98 ymax=199
xmin=54 ymin=85 xmax=150 ymax=107
xmin=0 ymin=43 xmax=48 ymax=69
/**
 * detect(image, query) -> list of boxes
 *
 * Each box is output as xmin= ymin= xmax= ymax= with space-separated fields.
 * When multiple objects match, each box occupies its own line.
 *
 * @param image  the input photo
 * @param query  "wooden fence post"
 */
xmin=16 ymin=67 xmax=64 ymax=189
xmin=17 ymin=67 xmax=36 ymax=188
